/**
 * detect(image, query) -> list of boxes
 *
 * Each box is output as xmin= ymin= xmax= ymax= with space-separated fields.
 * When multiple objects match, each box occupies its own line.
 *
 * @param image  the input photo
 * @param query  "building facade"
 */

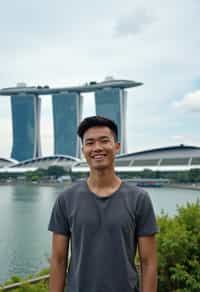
xmin=95 ymin=87 xmax=127 ymax=154
xmin=11 ymin=94 xmax=41 ymax=161
xmin=52 ymin=92 xmax=83 ymax=158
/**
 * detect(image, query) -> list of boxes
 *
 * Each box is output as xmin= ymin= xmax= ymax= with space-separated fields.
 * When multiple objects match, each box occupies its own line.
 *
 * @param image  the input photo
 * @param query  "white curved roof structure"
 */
xmin=0 ymin=157 xmax=18 ymax=168
xmin=11 ymin=155 xmax=80 ymax=170
xmin=72 ymin=145 xmax=200 ymax=173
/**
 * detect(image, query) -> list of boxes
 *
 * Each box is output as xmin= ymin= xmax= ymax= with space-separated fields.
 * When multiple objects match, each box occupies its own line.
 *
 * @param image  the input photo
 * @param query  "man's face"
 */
xmin=82 ymin=126 xmax=120 ymax=170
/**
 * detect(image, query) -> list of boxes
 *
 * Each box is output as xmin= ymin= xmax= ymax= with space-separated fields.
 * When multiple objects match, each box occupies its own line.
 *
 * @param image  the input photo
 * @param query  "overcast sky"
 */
xmin=0 ymin=0 xmax=200 ymax=158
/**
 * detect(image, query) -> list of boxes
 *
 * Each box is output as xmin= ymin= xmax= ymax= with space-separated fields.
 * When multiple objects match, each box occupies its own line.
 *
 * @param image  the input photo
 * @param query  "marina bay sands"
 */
xmin=0 ymin=78 xmax=142 ymax=161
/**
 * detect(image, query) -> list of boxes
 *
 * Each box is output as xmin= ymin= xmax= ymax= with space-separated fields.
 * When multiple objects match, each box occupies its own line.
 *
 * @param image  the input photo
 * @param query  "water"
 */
xmin=0 ymin=184 xmax=64 ymax=284
xmin=146 ymin=187 xmax=200 ymax=216
xmin=0 ymin=183 xmax=200 ymax=284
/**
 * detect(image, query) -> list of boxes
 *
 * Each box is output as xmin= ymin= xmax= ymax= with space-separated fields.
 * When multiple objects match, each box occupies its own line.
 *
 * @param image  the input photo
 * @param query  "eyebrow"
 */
xmin=84 ymin=136 xmax=111 ymax=142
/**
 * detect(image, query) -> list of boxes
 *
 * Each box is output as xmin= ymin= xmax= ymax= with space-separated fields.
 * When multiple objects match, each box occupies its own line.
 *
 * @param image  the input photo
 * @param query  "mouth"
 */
xmin=92 ymin=154 xmax=106 ymax=161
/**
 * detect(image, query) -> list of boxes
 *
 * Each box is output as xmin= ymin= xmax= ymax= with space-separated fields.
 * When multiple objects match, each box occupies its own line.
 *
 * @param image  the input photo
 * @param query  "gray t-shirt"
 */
xmin=48 ymin=181 xmax=158 ymax=292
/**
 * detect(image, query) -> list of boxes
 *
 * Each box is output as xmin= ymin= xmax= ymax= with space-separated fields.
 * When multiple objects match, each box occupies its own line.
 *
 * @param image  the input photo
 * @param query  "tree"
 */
xmin=46 ymin=166 xmax=66 ymax=178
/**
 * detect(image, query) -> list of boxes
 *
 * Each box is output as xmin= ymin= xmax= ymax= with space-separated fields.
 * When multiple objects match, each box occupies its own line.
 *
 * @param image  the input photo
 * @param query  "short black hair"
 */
xmin=77 ymin=116 xmax=118 ymax=142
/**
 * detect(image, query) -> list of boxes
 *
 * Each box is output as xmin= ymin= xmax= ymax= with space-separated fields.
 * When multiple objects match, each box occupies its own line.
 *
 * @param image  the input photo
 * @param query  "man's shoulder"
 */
xmin=122 ymin=182 xmax=157 ymax=227
xmin=58 ymin=180 xmax=86 ymax=201
xmin=122 ymin=181 xmax=149 ymax=198
xmin=60 ymin=181 xmax=85 ymax=197
xmin=121 ymin=181 xmax=152 ymax=207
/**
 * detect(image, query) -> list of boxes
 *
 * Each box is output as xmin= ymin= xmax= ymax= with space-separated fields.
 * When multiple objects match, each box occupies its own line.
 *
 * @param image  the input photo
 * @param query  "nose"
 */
xmin=92 ymin=141 xmax=103 ymax=151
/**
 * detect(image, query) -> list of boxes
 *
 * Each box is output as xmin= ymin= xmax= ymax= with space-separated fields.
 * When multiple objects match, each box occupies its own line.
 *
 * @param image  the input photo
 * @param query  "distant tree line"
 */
xmin=116 ymin=168 xmax=200 ymax=183
xmin=1 ymin=167 xmax=200 ymax=183
xmin=71 ymin=168 xmax=200 ymax=183
xmin=0 ymin=166 xmax=68 ymax=182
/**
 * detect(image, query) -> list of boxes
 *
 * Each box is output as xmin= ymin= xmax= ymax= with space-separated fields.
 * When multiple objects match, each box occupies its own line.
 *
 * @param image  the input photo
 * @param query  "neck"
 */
xmin=87 ymin=168 xmax=120 ymax=189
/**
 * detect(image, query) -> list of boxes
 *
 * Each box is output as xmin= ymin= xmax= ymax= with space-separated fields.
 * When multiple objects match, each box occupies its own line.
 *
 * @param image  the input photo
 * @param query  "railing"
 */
xmin=0 ymin=275 xmax=50 ymax=291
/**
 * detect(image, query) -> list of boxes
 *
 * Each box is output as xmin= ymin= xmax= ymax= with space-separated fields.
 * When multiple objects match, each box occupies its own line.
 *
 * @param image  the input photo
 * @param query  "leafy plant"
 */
xmin=157 ymin=200 xmax=200 ymax=291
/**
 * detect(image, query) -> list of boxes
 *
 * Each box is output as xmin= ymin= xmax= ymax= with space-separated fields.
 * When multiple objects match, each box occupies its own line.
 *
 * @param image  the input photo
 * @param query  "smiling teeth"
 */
xmin=94 ymin=155 xmax=104 ymax=159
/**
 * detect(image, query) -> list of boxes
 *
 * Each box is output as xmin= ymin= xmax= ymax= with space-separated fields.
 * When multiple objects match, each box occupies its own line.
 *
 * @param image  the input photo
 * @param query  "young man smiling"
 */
xmin=48 ymin=116 xmax=158 ymax=292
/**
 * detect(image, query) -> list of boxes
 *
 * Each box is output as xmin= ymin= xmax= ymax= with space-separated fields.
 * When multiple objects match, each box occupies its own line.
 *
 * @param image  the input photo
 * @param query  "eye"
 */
xmin=101 ymin=138 xmax=109 ymax=143
xmin=85 ymin=141 xmax=93 ymax=145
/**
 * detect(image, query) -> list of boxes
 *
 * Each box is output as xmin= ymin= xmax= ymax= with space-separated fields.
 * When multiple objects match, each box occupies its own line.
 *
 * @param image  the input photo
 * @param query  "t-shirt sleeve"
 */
xmin=135 ymin=189 xmax=159 ymax=237
xmin=48 ymin=193 xmax=71 ymax=237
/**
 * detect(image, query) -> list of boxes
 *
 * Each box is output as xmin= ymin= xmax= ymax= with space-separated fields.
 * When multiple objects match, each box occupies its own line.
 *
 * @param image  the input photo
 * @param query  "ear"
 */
xmin=81 ymin=146 xmax=85 ymax=156
xmin=115 ymin=142 xmax=121 ymax=154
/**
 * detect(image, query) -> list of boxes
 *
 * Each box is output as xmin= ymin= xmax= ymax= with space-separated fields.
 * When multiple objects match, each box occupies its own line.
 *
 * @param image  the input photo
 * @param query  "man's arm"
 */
xmin=138 ymin=235 xmax=157 ymax=292
xmin=49 ymin=233 xmax=70 ymax=292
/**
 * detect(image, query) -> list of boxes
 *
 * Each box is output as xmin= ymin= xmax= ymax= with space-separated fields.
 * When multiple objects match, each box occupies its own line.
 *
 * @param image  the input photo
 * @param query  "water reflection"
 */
xmin=0 ymin=184 xmax=64 ymax=284
xmin=11 ymin=184 xmax=39 ymax=202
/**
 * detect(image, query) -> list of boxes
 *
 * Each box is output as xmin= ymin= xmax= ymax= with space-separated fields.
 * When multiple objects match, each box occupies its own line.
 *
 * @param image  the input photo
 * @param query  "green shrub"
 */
xmin=3 ymin=275 xmax=22 ymax=285
xmin=36 ymin=267 xmax=50 ymax=277
xmin=157 ymin=199 xmax=200 ymax=291
xmin=12 ymin=281 xmax=48 ymax=292
xmin=1 ymin=269 xmax=49 ymax=292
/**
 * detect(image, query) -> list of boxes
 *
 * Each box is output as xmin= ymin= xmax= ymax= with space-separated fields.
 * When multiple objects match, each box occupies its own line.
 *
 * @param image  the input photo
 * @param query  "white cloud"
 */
xmin=174 ymin=90 xmax=200 ymax=112
xmin=114 ymin=5 xmax=156 ymax=37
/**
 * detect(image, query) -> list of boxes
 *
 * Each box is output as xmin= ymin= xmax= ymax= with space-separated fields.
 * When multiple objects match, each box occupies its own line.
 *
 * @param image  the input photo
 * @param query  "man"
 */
xmin=48 ymin=116 xmax=158 ymax=292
